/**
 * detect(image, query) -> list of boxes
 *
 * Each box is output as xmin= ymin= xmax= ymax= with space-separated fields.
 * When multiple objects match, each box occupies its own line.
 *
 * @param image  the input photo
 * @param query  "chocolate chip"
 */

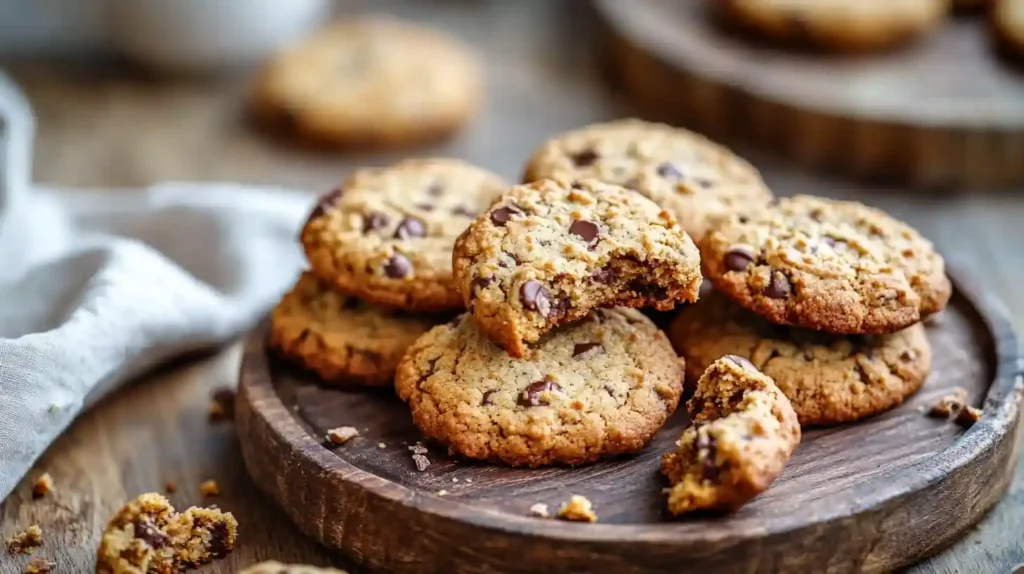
xmin=481 ymin=390 xmax=496 ymax=406
xmin=573 ymin=342 xmax=603 ymax=357
xmin=570 ymin=149 xmax=599 ymax=167
xmin=695 ymin=433 xmax=719 ymax=481
xmin=426 ymin=182 xmax=445 ymax=197
xmin=297 ymin=328 xmax=311 ymax=342
xmin=472 ymin=276 xmax=494 ymax=294
xmin=823 ymin=236 xmax=837 ymax=248
xmin=696 ymin=178 xmax=714 ymax=189
xmin=520 ymin=280 xmax=551 ymax=316
xmin=306 ymin=188 xmax=344 ymax=225
xmin=452 ymin=206 xmax=477 ymax=217
xmin=133 ymin=518 xmax=170 ymax=549
xmin=592 ymin=267 xmax=618 ymax=284
xmin=384 ymin=254 xmax=412 ymax=279
xmin=656 ymin=162 xmax=682 ymax=179
xmin=727 ymin=390 xmax=746 ymax=408
xmin=725 ymin=355 xmax=756 ymax=371
xmin=629 ymin=280 xmax=669 ymax=301
xmin=394 ymin=217 xmax=426 ymax=239
xmin=569 ymin=219 xmax=600 ymax=243
xmin=415 ymin=203 xmax=434 ymax=212
xmin=342 ymin=297 xmax=361 ymax=310
xmin=490 ymin=205 xmax=521 ymax=227
xmin=900 ymin=349 xmax=917 ymax=362
xmin=765 ymin=271 xmax=792 ymax=299
xmin=518 ymin=378 xmax=563 ymax=407
xmin=724 ymin=247 xmax=755 ymax=272
xmin=208 ymin=521 xmax=232 ymax=558
xmin=363 ymin=211 xmax=389 ymax=233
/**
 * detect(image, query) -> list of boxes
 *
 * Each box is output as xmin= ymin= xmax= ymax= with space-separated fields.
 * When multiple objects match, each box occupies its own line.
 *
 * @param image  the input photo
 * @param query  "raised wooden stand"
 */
xmin=593 ymin=0 xmax=1024 ymax=189
xmin=235 ymin=273 xmax=1022 ymax=574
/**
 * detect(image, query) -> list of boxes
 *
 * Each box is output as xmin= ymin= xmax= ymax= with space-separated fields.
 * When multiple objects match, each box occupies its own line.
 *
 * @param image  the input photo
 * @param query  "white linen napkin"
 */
xmin=0 ymin=73 xmax=311 ymax=500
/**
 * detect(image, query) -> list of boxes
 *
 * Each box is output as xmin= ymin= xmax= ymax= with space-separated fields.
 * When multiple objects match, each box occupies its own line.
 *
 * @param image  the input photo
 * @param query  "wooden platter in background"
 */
xmin=592 ymin=0 xmax=1024 ymax=189
xmin=235 ymin=273 xmax=1022 ymax=574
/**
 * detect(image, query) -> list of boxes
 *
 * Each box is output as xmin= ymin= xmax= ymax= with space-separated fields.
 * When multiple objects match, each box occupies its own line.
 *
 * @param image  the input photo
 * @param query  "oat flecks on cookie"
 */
xmin=301 ymin=159 xmax=507 ymax=312
xmin=558 ymin=495 xmax=598 ymax=522
xmin=669 ymin=291 xmax=932 ymax=426
xmin=395 ymin=308 xmax=684 ymax=467
xmin=96 ymin=493 xmax=237 ymax=574
xmin=701 ymin=195 xmax=951 ymax=334
xmin=453 ymin=177 xmax=703 ymax=357
xmin=241 ymin=561 xmax=350 ymax=574
xmin=522 ymin=119 xmax=773 ymax=242
xmin=271 ymin=271 xmax=448 ymax=386
xmin=662 ymin=355 xmax=800 ymax=515
xmin=252 ymin=16 xmax=482 ymax=149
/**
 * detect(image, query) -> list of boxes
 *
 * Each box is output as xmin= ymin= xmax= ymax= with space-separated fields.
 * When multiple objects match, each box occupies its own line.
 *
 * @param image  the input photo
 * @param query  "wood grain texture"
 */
xmin=235 ymin=276 xmax=1022 ymax=574
xmin=2 ymin=0 xmax=1024 ymax=572
xmin=593 ymin=0 xmax=1024 ymax=189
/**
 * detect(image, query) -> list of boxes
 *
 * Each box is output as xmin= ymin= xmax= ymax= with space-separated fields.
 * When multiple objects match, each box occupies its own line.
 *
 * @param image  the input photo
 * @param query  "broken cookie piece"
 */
xmin=23 ymin=557 xmax=56 ymax=573
xmin=6 ymin=525 xmax=42 ymax=555
xmin=96 ymin=493 xmax=237 ymax=574
xmin=557 ymin=495 xmax=597 ymax=522
xmin=928 ymin=388 xmax=968 ymax=419
xmin=662 ymin=355 xmax=800 ymax=514
xmin=31 ymin=473 xmax=53 ymax=499
xmin=955 ymin=406 xmax=982 ymax=429
xmin=326 ymin=426 xmax=360 ymax=445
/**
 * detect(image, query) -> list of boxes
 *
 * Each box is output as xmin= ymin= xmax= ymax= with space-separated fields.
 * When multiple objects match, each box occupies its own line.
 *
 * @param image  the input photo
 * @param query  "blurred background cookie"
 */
xmin=993 ymin=0 xmax=1024 ymax=58
xmin=252 ymin=17 xmax=482 ymax=149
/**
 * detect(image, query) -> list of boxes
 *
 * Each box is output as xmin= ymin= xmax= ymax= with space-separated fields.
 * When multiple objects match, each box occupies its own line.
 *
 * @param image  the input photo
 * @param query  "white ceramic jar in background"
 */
xmin=105 ymin=0 xmax=333 ymax=74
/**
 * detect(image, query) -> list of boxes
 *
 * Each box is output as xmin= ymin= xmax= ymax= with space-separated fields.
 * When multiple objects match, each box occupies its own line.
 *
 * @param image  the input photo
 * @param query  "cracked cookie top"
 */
xmin=700 ymin=194 xmax=950 ymax=334
xmin=453 ymin=177 xmax=702 ymax=357
xmin=522 ymin=119 xmax=773 ymax=242
xmin=395 ymin=307 xmax=684 ymax=467
xmin=301 ymin=158 xmax=508 ymax=312
xmin=669 ymin=291 xmax=931 ymax=426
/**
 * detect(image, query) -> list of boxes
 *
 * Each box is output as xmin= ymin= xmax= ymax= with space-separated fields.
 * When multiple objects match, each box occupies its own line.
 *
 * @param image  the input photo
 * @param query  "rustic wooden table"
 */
xmin=2 ymin=1 xmax=1022 ymax=572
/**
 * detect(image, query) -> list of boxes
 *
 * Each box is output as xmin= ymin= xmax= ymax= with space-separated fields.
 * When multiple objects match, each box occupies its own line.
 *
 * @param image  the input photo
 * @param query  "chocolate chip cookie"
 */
xmin=97 ymin=493 xmax=237 ymax=574
xmin=701 ymin=195 xmax=950 ymax=334
xmin=669 ymin=291 xmax=932 ymax=425
xmin=994 ymin=0 xmax=1024 ymax=59
xmin=302 ymin=159 xmax=507 ymax=312
xmin=270 ymin=271 xmax=449 ymax=386
xmin=453 ymin=177 xmax=703 ymax=357
xmin=242 ymin=563 xmax=349 ymax=574
xmin=714 ymin=0 xmax=949 ymax=53
xmin=662 ymin=355 xmax=800 ymax=514
xmin=252 ymin=17 xmax=482 ymax=148
xmin=521 ymin=119 xmax=773 ymax=242
xmin=395 ymin=308 xmax=684 ymax=467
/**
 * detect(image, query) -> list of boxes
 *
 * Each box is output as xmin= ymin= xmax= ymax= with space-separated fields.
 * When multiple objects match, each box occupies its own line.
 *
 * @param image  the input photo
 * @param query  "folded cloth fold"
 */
xmin=0 ymin=72 xmax=310 ymax=500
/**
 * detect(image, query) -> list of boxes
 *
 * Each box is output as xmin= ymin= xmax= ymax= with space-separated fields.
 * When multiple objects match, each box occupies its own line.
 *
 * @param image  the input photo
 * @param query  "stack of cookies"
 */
xmin=272 ymin=118 xmax=950 ymax=517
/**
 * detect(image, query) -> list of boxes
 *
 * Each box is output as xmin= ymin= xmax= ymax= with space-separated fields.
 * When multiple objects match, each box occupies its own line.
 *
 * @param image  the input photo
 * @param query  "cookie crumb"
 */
xmin=165 ymin=481 xmax=178 ymax=494
xmin=199 ymin=480 xmax=220 ymax=498
xmin=412 ymin=454 xmax=431 ymax=472
xmin=928 ymin=388 xmax=968 ymax=418
xmin=6 ymin=524 xmax=43 ymax=555
xmin=465 ymin=478 xmax=473 ymax=483
xmin=208 ymin=387 xmax=236 ymax=423
xmin=437 ymin=489 xmax=448 ymax=496
xmin=408 ymin=443 xmax=429 ymax=455
xmin=558 ymin=495 xmax=597 ymax=523
xmin=31 ymin=473 xmax=52 ymax=499
xmin=22 ymin=557 xmax=56 ymax=573
xmin=528 ymin=503 xmax=550 ymax=518
xmin=452 ymin=477 xmax=458 ymax=483
xmin=327 ymin=426 xmax=360 ymax=445
xmin=378 ymin=442 xmax=387 ymax=449
xmin=955 ymin=406 xmax=982 ymax=429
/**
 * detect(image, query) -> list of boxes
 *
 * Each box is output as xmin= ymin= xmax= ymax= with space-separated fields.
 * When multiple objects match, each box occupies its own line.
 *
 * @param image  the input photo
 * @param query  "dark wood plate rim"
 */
xmin=237 ymin=271 xmax=1022 ymax=545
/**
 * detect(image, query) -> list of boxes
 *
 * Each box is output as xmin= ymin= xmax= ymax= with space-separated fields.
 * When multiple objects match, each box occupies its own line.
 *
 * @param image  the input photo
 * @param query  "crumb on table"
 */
xmin=31 ymin=473 xmax=53 ymax=499
xmin=22 ymin=557 xmax=56 ymax=573
xmin=208 ymin=387 xmax=237 ymax=423
xmin=558 ymin=495 xmax=597 ymax=523
xmin=327 ymin=426 xmax=360 ymax=445
xmin=165 ymin=480 xmax=178 ymax=494
xmin=412 ymin=453 xmax=431 ymax=472
xmin=6 ymin=524 xmax=43 ymax=555
xmin=528 ymin=503 xmax=550 ymax=518
xmin=408 ymin=443 xmax=428 ymax=455
xmin=928 ymin=388 xmax=968 ymax=419
xmin=199 ymin=480 xmax=220 ymax=497
xmin=378 ymin=442 xmax=387 ymax=449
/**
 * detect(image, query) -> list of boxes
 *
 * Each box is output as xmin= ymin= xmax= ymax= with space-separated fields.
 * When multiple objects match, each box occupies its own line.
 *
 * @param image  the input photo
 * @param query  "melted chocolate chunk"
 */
xmin=518 ymin=378 xmax=563 ymax=407
xmin=592 ymin=267 xmax=618 ymax=284
xmin=383 ymin=254 xmax=412 ymax=279
xmin=765 ymin=271 xmax=792 ymax=299
xmin=394 ymin=217 xmax=426 ymax=239
xmin=723 ymin=247 xmax=755 ymax=272
xmin=362 ymin=211 xmax=390 ymax=233
xmin=306 ymin=188 xmax=344 ymax=225
xmin=570 ymin=149 xmax=599 ymax=167
xmin=656 ymin=162 xmax=683 ymax=179
xmin=208 ymin=521 xmax=232 ymax=558
xmin=520 ymin=280 xmax=551 ymax=316
xmin=569 ymin=219 xmax=601 ymax=243
xmin=133 ymin=517 xmax=170 ymax=549
xmin=573 ymin=342 xmax=603 ymax=357
xmin=695 ymin=433 xmax=719 ymax=482
xmin=481 ymin=390 xmax=496 ymax=406
xmin=490 ymin=205 xmax=521 ymax=227
xmin=724 ymin=354 xmax=756 ymax=371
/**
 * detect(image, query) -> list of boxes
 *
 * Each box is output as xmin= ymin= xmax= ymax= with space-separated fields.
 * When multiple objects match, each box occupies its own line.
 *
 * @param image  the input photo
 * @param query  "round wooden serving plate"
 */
xmin=236 ymin=274 xmax=1022 ymax=574
xmin=592 ymin=0 xmax=1024 ymax=189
